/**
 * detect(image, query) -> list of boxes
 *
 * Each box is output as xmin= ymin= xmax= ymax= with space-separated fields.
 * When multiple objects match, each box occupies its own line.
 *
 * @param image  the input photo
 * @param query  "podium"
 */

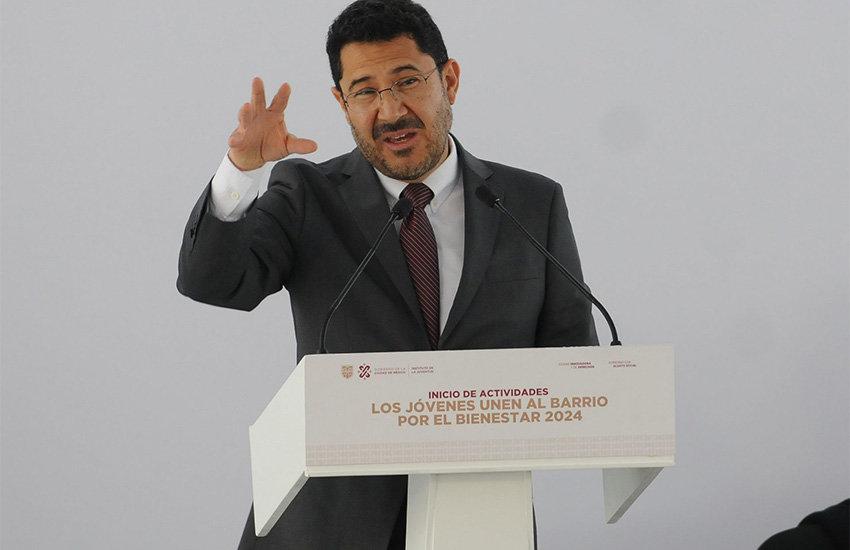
xmin=249 ymin=345 xmax=675 ymax=549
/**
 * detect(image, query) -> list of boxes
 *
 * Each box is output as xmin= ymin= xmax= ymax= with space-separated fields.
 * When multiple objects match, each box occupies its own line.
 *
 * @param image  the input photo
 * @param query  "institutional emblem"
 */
xmin=341 ymin=365 xmax=353 ymax=379
xmin=358 ymin=364 xmax=371 ymax=379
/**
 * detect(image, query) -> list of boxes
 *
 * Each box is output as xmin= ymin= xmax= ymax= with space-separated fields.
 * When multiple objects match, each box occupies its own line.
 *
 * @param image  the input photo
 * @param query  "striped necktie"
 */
xmin=399 ymin=183 xmax=440 ymax=349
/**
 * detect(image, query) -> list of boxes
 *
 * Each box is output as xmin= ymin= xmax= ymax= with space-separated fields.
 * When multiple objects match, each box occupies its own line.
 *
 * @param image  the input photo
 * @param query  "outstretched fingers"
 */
xmin=227 ymin=78 xmax=317 ymax=166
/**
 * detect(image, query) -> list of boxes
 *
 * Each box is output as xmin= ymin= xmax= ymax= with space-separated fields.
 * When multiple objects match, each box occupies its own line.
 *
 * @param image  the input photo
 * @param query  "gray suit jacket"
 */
xmin=177 ymin=139 xmax=597 ymax=549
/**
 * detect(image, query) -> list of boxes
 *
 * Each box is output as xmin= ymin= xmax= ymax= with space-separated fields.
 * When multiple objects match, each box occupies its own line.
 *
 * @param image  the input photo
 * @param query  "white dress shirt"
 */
xmin=209 ymin=139 xmax=465 ymax=332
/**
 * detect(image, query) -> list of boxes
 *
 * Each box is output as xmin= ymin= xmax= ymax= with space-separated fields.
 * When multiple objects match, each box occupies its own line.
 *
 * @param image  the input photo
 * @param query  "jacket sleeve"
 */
xmin=176 ymin=164 xmax=307 ymax=311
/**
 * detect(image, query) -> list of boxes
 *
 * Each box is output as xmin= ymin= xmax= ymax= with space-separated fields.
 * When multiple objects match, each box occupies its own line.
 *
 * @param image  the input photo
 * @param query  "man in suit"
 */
xmin=178 ymin=0 xmax=598 ymax=548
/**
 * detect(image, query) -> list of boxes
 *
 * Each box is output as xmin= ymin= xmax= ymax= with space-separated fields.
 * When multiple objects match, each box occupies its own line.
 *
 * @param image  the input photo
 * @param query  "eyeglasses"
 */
xmin=343 ymin=66 xmax=441 ymax=113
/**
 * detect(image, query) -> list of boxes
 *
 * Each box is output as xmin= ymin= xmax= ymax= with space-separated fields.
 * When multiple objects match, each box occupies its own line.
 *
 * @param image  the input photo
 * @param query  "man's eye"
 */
xmin=396 ymin=77 xmax=421 ymax=88
xmin=352 ymin=89 xmax=377 ymax=99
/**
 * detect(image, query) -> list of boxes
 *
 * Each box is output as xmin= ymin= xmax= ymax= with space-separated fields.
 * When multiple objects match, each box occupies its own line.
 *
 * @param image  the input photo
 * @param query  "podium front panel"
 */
xmin=301 ymin=345 xmax=674 ymax=476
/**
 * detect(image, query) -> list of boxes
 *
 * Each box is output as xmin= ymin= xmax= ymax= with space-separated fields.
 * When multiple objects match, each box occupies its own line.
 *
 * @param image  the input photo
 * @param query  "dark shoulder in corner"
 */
xmin=480 ymin=158 xmax=561 ymax=190
xmin=455 ymin=139 xmax=562 ymax=195
xmin=267 ymin=149 xmax=362 ymax=188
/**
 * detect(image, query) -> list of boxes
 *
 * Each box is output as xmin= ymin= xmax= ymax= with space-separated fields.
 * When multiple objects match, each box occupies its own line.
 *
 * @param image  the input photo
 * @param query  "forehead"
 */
xmin=339 ymin=35 xmax=433 ymax=88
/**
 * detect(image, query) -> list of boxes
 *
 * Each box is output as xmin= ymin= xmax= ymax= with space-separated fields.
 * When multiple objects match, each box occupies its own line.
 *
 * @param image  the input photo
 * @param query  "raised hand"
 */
xmin=227 ymin=78 xmax=318 ymax=171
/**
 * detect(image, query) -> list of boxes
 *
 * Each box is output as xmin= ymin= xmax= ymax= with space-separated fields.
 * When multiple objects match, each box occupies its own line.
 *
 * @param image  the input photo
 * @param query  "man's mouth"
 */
xmin=384 ymin=131 xmax=416 ymax=145
xmin=373 ymin=116 xmax=425 ymax=140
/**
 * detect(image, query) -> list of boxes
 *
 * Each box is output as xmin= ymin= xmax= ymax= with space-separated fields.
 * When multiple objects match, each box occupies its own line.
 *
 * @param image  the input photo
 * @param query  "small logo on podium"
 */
xmin=358 ymin=364 xmax=372 ymax=379
xmin=341 ymin=365 xmax=353 ymax=379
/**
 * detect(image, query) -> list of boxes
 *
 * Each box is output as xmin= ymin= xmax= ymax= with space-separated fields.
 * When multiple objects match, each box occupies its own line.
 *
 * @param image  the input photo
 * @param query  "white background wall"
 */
xmin=2 ymin=1 xmax=847 ymax=548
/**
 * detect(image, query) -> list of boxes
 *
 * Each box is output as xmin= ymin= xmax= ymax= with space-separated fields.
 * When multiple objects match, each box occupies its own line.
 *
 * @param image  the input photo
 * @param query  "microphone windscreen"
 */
xmin=393 ymin=197 xmax=414 ymax=218
xmin=475 ymin=185 xmax=500 ymax=207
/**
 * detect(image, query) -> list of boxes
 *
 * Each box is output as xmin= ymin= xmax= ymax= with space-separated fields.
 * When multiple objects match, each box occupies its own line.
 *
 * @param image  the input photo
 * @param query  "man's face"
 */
xmin=332 ymin=35 xmax=460 ymax=183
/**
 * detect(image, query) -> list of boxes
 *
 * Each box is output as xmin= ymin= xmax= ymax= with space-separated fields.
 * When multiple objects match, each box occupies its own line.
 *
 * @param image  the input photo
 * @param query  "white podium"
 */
xmin=249 ymin=345 xmax=675 ymax=549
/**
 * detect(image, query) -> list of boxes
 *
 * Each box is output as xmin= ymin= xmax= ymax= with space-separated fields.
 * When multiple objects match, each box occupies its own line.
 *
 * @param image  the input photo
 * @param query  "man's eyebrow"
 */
xmin=346 ymin=65 xmax=423 ymax=92
xmin=391 ymin=64 xmax=421 ymax=75
xmin=348 ymin=75 xmax=373 ymax=92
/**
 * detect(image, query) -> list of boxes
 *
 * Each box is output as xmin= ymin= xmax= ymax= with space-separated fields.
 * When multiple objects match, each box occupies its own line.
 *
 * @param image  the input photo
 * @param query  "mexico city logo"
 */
xmin=341 ymin=365 xmax=353 ymax=379
xmin=358 ymin=364 xmax=372 ymax=379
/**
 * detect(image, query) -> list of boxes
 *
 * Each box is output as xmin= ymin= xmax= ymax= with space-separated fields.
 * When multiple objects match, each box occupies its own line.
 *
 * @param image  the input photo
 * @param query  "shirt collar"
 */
xmin=374 ymin=137 xmax=460 ymax=213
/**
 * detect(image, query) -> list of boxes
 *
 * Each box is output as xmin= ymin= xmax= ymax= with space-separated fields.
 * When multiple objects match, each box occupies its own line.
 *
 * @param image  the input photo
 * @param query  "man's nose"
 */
xmin=376 ymin=89 xmax=408 ymax=120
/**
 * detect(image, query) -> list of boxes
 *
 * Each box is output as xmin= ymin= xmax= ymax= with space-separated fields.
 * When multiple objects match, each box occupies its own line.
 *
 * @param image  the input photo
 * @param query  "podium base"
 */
xmin=406 ymin=472 xmax=534 ymax=550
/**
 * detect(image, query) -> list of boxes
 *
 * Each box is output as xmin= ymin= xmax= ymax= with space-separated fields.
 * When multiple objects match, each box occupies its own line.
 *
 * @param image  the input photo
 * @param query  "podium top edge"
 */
xmin=301 ymin=344 xmax=674 ymax=361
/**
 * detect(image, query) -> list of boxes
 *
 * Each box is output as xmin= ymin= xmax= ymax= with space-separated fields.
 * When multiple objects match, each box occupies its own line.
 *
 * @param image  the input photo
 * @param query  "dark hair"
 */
xmin=326 ymin=0 xmax=449 ymax=90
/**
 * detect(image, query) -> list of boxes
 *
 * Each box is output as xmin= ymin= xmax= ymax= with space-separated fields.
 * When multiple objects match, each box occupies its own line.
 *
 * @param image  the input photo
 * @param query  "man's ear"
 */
xmin=331 ymin=87 xmax=351 ymax=124
xmin=442 ymin=59 xmax=460 ymax=105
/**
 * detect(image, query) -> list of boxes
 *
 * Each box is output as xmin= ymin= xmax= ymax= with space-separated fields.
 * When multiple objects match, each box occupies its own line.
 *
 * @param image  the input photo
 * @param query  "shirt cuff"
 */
xmin=209 ymin=154 xmax=264 ymax=221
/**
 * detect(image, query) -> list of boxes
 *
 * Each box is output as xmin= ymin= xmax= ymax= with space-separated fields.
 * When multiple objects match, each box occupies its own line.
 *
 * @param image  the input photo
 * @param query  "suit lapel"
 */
xmin=333 ymin=143 xmax=502 ymax=348
xmin=440 ymin=143 xmax=501 ymax=345
xmin=336 ymin=151 xmax=425 ymax=329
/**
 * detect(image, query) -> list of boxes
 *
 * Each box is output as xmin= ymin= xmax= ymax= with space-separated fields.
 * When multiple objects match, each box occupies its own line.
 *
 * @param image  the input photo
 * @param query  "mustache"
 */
xmin=372 ymin=116 xmax=425 ymax=140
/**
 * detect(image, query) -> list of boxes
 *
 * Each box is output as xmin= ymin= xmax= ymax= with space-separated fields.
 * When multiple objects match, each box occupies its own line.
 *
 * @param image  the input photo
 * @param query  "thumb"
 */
xmin=286 ymin=133 xmax=318 ymax=155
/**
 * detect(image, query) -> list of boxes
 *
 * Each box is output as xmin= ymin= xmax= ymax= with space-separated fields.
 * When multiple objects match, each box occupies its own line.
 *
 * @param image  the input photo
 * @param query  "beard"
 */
xmin=350 ymin=94 xmax=453 ymax=182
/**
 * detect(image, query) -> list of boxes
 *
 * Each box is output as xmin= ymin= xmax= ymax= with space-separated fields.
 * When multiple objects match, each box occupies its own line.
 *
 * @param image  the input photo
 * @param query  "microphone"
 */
xmin=475 ymin=185 xmax=621 ymax=346
xmin=317 ymin=197 xmax=414 ymax=354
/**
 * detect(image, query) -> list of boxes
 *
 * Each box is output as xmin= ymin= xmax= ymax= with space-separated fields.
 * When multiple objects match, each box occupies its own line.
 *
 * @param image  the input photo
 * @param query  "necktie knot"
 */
xmin=401 ymin=183 xmax=434 ymax=210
